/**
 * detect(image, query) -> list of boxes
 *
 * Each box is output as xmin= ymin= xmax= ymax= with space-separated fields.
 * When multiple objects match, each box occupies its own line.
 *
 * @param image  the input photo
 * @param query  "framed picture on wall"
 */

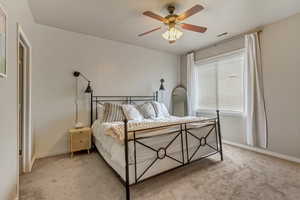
xmin=0 ymin=4 xmax=7 ymax=78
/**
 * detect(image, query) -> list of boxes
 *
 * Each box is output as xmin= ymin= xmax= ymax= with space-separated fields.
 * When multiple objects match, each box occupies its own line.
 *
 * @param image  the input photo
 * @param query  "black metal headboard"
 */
xmin=90 ymin=91 xmax=158 ymax=126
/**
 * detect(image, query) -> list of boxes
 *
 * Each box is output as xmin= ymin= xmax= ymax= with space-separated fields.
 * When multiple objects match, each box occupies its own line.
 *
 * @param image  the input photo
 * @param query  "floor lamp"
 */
xmin=73 ymin=71 xmax=92 ymax=128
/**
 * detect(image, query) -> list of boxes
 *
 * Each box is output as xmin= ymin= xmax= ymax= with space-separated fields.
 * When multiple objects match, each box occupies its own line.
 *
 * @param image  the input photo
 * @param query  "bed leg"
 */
xmin=217 ymin=110 xmax=223 ymax=161
xmin=125 ymin=185 xmax=130 ymax=200
xmin=124 ymin=119 xmax=131 ymax=200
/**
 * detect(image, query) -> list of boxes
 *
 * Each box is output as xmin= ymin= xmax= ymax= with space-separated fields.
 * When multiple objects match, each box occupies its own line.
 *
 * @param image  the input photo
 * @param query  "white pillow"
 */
xmin=152 ymin=102 xmax=170 ymax=118
xmin=151 ymin=101 xmax=164 ymax=118
xmin=122 ymin=104 xmax=144 ymax=121
xmin=137 ymin=103 xmax=156 ymax=119
xmin=160 ymin=103 xmax=170 ymax=117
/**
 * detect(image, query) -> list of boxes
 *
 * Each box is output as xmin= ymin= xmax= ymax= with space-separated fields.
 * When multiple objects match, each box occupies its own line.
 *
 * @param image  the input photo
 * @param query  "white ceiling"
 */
xmin=28 ymin=0 xmax=300 ymax=55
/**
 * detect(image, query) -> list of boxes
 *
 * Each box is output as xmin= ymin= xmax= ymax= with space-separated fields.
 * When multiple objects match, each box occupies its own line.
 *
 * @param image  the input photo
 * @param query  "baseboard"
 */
xmin=223 ymin=140 xmax=300 ymax=164
xmin=30 ymin=154 xmax=36 ymax=172
xmin=36 ymin=150 xmax=69 ymax=159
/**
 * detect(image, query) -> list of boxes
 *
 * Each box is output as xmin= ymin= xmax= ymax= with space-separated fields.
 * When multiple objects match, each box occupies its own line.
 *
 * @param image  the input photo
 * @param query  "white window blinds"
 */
xmin=195 ymin=51 xmax=244 ymax=113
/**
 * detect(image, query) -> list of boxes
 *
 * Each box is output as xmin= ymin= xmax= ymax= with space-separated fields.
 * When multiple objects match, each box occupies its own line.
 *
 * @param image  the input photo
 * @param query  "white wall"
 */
xmin=261 ymin=12 xmax=300 ymax=158
xmin=0 ymin=0 xmax=36 ymax=199
xmin=32 ymin=25 xmax=179 ymax=158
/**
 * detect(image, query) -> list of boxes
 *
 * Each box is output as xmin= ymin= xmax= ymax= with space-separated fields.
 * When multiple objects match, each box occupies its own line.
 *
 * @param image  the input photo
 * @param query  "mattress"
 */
xmin=92 ymin=118 xmax=218 ymax=184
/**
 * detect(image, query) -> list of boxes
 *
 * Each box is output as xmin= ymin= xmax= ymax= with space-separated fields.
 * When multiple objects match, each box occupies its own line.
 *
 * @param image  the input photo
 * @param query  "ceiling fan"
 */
xmin=139 ymin=4 xmax=207 ymax=44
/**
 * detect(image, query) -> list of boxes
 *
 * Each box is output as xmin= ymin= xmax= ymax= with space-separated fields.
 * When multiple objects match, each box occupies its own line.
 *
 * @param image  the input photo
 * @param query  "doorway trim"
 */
xmin=17 ymin=24 xmax=33 ymax=175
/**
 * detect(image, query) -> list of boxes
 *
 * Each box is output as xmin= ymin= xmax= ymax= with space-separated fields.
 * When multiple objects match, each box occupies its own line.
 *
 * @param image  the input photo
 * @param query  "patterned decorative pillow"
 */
xmin=122 ymin=104 xmax=144 ymax=121
xmin=103 ymin=103 xmax=125 ymax=122
xmin=137 ymin=102 xmax=156 ymax=119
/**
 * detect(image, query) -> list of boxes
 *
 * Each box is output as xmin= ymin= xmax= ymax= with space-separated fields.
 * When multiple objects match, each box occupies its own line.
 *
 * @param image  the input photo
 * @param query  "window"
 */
xmin=194 ymin=50 xmax=244 ymax=113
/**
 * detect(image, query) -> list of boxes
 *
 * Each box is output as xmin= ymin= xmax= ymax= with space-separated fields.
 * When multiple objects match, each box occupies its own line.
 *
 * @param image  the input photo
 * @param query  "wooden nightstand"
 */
xmin=69 ymin=127 xmax=92 ymax=158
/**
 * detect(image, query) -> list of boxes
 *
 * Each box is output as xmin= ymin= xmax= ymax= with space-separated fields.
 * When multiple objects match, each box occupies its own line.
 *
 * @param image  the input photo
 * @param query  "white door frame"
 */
xmin=17 ymin=24 xmax=33 ymax=174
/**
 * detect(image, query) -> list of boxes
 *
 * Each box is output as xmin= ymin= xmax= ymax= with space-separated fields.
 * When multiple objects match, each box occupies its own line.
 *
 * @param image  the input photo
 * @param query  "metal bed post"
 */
xmin=124 ymin=119 xmax=131 ymax=200
xmin=90 ymin=91 xmax=93 ymax=127
xmin=133 ymin=131 xmax=137 ymax=183
xmin=184 ymin=123 xmax=189 ymax=164
xmin=180 ymin=124 xmax=185 ymax=164
xmin=95 ymin=97 xmax=98 ymax=119
xmin=216 ymin=110 xmax=223 ymax=161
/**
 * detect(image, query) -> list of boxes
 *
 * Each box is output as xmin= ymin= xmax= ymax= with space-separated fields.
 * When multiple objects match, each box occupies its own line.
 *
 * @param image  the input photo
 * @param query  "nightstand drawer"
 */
xmin=71 ymin=131 xmax=90 ymax=141
xmin=72 ymin=137 xmax=90 ymax=151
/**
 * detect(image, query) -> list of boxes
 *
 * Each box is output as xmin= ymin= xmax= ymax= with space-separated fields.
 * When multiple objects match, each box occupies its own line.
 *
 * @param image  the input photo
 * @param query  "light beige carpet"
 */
xmin=20 ymin=145 xmax=300 ymax=200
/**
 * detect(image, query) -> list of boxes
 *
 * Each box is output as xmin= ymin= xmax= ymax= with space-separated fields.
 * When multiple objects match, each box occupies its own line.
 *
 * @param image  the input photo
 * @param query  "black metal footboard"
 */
xmin=123 ymin=111 xmax=223 ymax=200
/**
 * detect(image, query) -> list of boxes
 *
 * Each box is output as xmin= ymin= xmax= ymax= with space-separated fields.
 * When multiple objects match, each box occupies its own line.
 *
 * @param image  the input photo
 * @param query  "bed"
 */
xmin=89 ymin=92 xmax=223 ymax=200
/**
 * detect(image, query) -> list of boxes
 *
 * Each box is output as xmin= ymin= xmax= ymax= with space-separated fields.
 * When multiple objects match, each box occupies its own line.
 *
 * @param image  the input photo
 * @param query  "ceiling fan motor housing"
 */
xmin=165 ymin=5 xmax=178 ymax=24
xmin=167 ymin=5 xmax=175 ymax=14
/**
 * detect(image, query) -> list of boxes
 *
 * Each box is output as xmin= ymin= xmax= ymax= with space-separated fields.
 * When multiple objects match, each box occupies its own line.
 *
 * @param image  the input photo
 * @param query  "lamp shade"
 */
xmin=162 ymin=27 xmax=183 ymax=43
xmin=159 ymin=78 xmax=165 ymax=91
xmin=85 ymin=82 xmax=92 ymax=93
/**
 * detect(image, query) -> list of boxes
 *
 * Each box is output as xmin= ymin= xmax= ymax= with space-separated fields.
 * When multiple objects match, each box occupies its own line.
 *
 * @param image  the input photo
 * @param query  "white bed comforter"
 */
xmin=95 ymin=116 xmax=213 ymax=142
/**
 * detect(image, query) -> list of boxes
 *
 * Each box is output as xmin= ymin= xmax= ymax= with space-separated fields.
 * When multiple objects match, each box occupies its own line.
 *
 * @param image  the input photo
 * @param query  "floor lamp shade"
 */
xmin=159 ymin=78 xmax=165 ymax=103
xmin=85 ymin=81 xmax=92 ymax=93
xmin=159 ymin=78 xmax=165 ymax=91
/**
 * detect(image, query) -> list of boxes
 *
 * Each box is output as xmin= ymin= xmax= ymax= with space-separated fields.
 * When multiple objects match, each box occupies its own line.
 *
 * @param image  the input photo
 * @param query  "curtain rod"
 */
xmin=186 ymin=27 xmax=264 ymax=55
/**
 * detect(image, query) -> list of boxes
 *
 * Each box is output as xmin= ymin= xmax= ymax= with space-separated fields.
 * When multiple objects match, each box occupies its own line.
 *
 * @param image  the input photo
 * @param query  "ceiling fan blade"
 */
xmin=143 ymin=11 xmax=168 ymax=23
xmin=138 ymin=27 xmax=161 ymax=37
xmin=177 ymin=5 xmax=204 ymax=21
xmin=180 ymin=23 xmax=207 ymax=33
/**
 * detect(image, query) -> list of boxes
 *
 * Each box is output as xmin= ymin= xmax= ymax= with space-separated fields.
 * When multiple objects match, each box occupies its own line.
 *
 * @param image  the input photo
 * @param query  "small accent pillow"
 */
xmin=122 ymin=104 xmax=144 ymax=121
xmin=103 ymin=103 xmax=125 ymax=122
xmin=97 ymin=103 xmax=105 ymax=122
xmin=151 ymin=101 xmax=164 ymax=118
xmin=152 ymin=102 xmax=170 ymax=118
xmin=137 ymin=102 xmax=156 ymax=119
xmin=160 ymin=103 xmax=170 ymax=117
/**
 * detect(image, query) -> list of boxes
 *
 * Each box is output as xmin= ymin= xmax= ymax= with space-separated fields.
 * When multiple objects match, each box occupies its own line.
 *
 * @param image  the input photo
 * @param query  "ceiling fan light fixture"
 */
xmin=162 ymin=27 xmax=183 ymax=43
xmin=140 ymin=4 xmax=206 ymax=42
